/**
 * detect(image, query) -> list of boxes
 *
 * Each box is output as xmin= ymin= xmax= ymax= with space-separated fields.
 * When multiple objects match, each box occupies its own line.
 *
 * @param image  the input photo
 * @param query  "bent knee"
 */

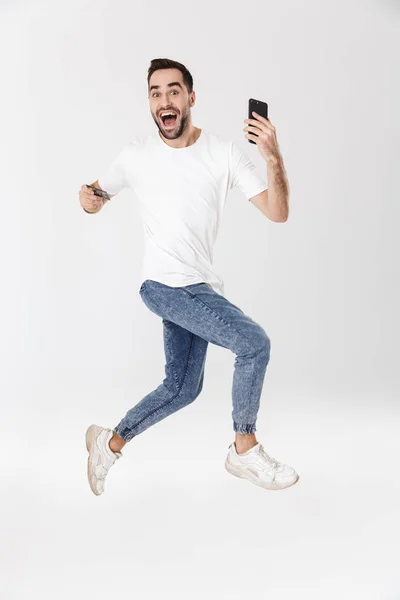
xmin=249 ymin=327 xmax=271 ymax=358
xmin=188 ymin=376 xmax=204 ymax=403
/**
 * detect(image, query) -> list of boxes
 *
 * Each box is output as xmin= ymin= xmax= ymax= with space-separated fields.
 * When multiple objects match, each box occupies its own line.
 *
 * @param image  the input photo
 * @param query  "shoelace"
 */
xmin=259 ymin=444 xmax=280 ymax=470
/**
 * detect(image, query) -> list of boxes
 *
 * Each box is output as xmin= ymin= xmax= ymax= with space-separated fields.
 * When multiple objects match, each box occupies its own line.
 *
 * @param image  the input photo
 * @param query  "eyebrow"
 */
xmin=149 ymin=81 xmax=183 ymax=92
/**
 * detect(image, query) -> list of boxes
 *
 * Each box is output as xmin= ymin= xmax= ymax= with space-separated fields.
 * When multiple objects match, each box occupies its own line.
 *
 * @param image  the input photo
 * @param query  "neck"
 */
xmin=159 ymin=125 xmax=201 ymax=149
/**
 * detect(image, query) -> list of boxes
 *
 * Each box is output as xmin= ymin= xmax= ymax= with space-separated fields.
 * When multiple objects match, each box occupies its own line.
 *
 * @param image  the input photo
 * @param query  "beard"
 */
xmin=153 ymin=109 xmax=189 ymax=139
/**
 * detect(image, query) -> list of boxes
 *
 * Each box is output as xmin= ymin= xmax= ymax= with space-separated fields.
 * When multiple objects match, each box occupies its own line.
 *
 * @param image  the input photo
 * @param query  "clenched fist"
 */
xmin=79 ymin=184 xmax=105 ymax=213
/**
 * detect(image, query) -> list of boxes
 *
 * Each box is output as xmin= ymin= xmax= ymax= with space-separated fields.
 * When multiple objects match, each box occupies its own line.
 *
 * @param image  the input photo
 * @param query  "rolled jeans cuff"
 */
xmin=113 ymin=425 xmax=135 ymax=442
xmin=233 ymin=421 xmax=257 ymax=434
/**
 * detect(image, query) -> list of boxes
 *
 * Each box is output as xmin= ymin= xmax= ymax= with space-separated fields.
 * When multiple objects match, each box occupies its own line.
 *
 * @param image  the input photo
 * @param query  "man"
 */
xmin=81 ymin=58 xmax=299 ymax=496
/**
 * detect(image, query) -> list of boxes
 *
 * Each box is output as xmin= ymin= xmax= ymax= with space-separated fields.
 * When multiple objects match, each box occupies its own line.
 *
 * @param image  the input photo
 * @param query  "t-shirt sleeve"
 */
xmin=98 ymin=143 xmax=131 ymax=196
xmin=229 ymin=141 xmax=268 ymax=200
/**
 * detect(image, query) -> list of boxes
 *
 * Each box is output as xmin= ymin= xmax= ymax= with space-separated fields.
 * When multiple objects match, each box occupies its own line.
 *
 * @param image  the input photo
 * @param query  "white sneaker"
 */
xmin=225 ymin=441 xmax=299 ymax=490
xmin=85 ymin=424 xmax=123 ymax=496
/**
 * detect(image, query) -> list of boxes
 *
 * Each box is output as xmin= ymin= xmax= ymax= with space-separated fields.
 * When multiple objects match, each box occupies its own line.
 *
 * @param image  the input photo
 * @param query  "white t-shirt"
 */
xmin=98 ymin=129 xmax=268 ymax=296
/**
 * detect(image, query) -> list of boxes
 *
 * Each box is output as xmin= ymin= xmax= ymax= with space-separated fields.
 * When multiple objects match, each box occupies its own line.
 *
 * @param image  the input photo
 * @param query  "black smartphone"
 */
xmin=248 ymin=98 xmax=268 ymax=144
xmin=86 ymin=184 xmax=111 ymax=201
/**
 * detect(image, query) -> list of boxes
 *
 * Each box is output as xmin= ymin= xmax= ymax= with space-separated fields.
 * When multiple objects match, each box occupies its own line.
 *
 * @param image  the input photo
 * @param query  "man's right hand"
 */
xmin=79 ymin=183 xmax=105 ymax=213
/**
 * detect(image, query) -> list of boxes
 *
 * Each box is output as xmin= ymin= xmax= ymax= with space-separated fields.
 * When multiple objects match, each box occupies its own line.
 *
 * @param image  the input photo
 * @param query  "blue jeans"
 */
xmin=113 ymin=280 xmax=271 ymax=442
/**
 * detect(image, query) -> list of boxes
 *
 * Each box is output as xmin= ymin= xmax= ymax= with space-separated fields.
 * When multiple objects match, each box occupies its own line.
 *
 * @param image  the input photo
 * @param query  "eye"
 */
xmin=152 ymin=90 xmax=178 ymax=97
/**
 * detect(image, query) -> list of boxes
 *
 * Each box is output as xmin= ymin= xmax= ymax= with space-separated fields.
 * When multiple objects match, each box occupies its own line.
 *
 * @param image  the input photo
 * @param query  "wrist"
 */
xmin=265 ymin=153 xmax=281 ymax=166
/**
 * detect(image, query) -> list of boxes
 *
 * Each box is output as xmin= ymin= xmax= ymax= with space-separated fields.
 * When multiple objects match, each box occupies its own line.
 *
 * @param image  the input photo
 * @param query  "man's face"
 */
xmin=148 ymin=68 xmax=194 ymax=139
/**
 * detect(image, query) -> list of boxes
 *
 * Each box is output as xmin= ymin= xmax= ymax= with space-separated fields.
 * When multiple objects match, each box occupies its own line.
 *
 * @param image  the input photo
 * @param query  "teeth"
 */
xmin=161 ymin=112 xmax=177 ymax=118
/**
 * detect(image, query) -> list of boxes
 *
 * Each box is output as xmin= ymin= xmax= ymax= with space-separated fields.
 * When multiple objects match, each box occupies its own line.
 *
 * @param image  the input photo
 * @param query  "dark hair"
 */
xmin=147 ymin=58 xmax=193 ymax=95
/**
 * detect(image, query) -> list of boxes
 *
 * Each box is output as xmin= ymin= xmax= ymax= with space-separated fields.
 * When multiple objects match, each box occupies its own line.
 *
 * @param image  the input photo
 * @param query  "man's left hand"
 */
xmin=244 ymin=111 xmax=281 ymax=163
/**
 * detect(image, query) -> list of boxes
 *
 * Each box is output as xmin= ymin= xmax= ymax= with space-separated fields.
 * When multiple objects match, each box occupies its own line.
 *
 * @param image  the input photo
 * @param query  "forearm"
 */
xmin=266 ymin=155 xmax=289 ymax=222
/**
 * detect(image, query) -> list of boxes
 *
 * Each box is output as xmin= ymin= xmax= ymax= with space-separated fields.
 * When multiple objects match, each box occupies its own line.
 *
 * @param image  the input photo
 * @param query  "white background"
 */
xmin=1 ymin=0 xmax=399 ymax=598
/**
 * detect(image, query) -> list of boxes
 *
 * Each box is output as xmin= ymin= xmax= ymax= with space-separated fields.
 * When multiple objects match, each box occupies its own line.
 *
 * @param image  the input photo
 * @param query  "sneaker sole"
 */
xmin=86 ymin=424 xmax=105 ymax=496
xmin=225 ymin=458 xmax=299 ymax=490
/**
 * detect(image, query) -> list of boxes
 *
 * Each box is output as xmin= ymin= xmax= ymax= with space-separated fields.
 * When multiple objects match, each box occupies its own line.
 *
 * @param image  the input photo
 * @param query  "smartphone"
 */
xmin=248 ymin=98 xmax=268 ymax=144
xmin=86 ymin=184 xmax=111 ymax=201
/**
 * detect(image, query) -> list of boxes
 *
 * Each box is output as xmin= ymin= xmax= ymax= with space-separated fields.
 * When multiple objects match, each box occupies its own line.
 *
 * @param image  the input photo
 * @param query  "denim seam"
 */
xmin=163 ymin=321 xmax=180 ymax=390
xmin=128 ymin=332 xmax=195 ymax=432
xmin=181 ymin=289 xmax=257 ymax=355
xmin=181 ymin=289 xmax=231 ymax=327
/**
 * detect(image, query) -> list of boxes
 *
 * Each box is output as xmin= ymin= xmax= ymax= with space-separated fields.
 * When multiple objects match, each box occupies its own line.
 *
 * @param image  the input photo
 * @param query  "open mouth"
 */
xmin=160 ymin=112 xmax=178 ymax=128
